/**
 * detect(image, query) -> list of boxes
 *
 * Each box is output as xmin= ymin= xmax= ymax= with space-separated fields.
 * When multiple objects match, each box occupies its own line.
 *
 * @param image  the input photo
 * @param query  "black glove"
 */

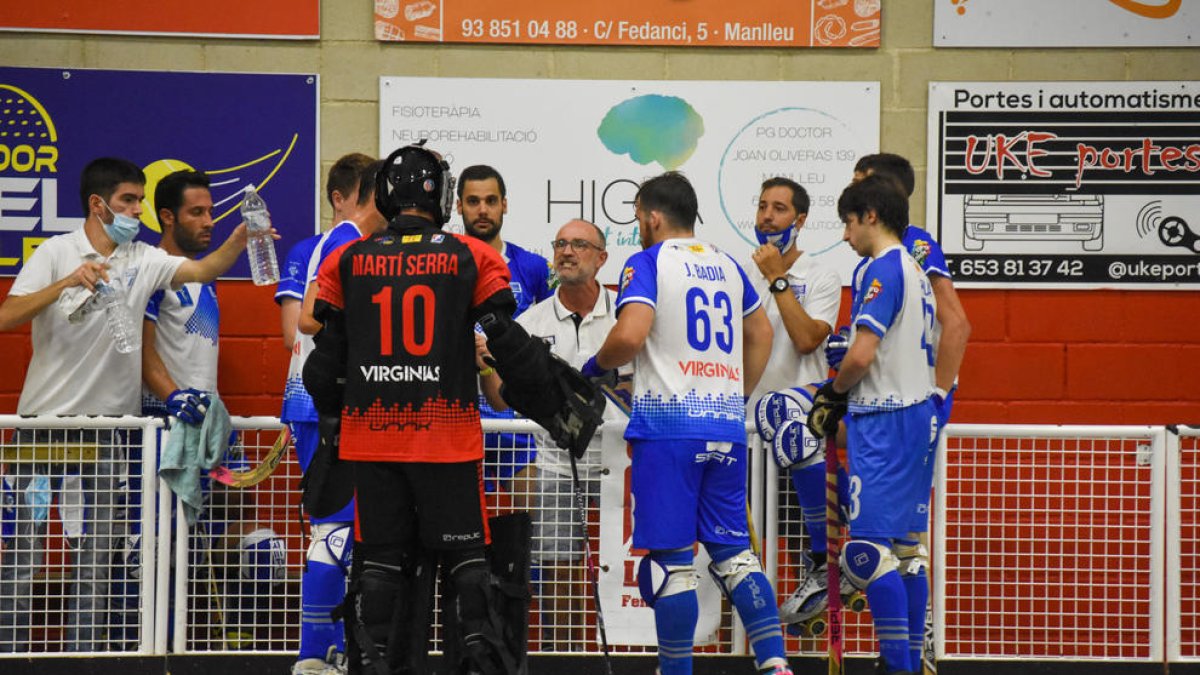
xmin=807 ymin=380 xmax=849 ymax=439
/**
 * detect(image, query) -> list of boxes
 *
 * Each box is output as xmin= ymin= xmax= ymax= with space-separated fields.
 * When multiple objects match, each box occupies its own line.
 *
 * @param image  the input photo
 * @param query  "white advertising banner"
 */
xmin=934 ymin=0 xmax=1198 ymax=47
xmin=379 ymin=77 xmax=880 ymax=286
xmin=926 ymin=81 xmax=1200 ymax=289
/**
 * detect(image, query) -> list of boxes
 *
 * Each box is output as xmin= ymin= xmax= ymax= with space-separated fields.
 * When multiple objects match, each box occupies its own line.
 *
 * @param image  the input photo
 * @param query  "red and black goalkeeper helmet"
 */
xmin=375 ymin=139 xmax=455 ymax=225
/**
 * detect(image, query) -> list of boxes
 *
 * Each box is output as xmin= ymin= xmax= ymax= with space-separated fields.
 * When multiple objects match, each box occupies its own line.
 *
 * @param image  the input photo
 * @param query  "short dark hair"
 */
xmin=326 ymin=153 xmax=373 ymax=208
xmin=636 ymin=172 xmax=698 ymax=231
xmin=854 ymin=153 xmax=915 ymax=197
xmin=79 ymin=157 xmax=144 ymax=213
xmin=356 ymin=159 xmax=385 ymax=207
xmin=456 ymin=165 xmax=506 ymax=198
xmin=760 ymin=177 xmax=810 ymax=215
xmin=155 ymin=170 xmax=211 ymax=222
xmin=837 ymin=174 xmax=908 ymax=238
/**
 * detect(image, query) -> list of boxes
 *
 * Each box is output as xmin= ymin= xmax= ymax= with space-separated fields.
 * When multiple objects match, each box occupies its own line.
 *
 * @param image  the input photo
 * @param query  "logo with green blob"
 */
xmin=596 ymin=95 xmax=704 ymax=170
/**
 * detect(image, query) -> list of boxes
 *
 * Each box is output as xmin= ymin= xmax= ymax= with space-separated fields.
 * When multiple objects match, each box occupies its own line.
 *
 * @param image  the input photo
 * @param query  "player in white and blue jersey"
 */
xmin=582 ymin=172 xmax=791 ymax=675
xmin=807 ymin=174 xmax=938 ymax=675
xmin=456 ymin=164 xmax=555 ymax=492
xmin=136 ymin=170 xmax=284 ymax=650
xmin=286 ymin=153 xmax=383 ymax=675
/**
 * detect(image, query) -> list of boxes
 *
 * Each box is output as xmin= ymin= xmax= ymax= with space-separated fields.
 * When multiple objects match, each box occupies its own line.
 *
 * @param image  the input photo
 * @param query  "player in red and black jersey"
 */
xmin=303 ymin=142 xmax=602 ymax=675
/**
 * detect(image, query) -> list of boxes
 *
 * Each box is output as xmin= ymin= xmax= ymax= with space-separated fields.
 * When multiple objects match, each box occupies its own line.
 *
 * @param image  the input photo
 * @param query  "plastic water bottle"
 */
xmin=241 ymin=184 xmax=279 ymax=286
xmin=96 ymin=281 xmax=140 ymax=354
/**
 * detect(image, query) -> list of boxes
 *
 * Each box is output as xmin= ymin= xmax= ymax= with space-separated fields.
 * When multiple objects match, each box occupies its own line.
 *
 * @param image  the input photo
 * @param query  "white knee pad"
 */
xmin=893 ymin=536 xmax=929 ymax=578
xmin=307 ymin=522 xmax=353 ymax=570
xmin=240 ymin=527 xmax=287 ymax=583
xmin=842 ymin=540 xmax=899 ymax=590
xmin=707 ymin=549 xmax=763 ymax=598
xmin=637 ymin=556 xmax=698 ymax=607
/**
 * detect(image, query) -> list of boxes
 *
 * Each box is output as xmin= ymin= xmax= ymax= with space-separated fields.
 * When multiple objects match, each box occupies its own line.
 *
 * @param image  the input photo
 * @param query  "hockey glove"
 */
xmin=806 ymin=380 xmax=848 ymax=439
xmin=166 ymin=388 xmax=210 ymax=425
xmin=824 ymin=326 xmax=850 ymax=371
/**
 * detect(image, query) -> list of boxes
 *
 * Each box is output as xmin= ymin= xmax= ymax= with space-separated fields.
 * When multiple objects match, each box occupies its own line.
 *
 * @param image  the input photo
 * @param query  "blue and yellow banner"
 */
xmin=0 ymin=67 xmax=318 ymax=278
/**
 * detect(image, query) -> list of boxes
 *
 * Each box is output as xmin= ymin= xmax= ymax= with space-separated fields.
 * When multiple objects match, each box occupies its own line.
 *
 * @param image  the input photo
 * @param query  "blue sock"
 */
xmin=864 ymin=569 xmax=911 ymax=674
xmin=300 ymin=559 xmax=346 ymax=660
xmin=790 ymin=463 xmax=827 ymax=554
xmin=651 ymin=549 xmax=698 ymax=675
xmin=903 ymin=567 xmax=928 ymax=672
xmin=707 ymin=543 xmax=787 ymax=670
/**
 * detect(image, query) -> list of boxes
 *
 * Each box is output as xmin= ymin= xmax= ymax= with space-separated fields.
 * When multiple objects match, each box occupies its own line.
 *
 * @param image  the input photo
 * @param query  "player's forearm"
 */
xmin=298 ymin=284 xmax=322 ymax=336
xmin=279 ymin=298 xmax=301 ymax=351
xmin=775 ymin=292 xmax=829 ymax=354
xmin=934 ymin=314 xmax=969 ymax=391
xmin=141 ymin=322 xmax=178 ymax=401
xmin=174 ymin=233 xmax=245 ymax=286
xmin=0 ymin=282 xmax=67 ymax=331
xmin=832 ymin=330 xmax=877 ymax=394
xmin=479 ymin=372 xmax=508 ymax=411
xmin=596 ymin=304 xmax=652 ymax=370
xmin=931 ymin=276 xmax=971 ymax=391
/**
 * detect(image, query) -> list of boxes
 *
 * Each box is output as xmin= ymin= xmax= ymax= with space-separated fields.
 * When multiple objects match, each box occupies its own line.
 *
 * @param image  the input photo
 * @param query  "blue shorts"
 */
xmin=630 ymin=439 xmax=750 ymax=551
xmin=844 ymin=400 xmax=937 ymax=540
xmin=292 ymin=421 xmax=355 ymax=524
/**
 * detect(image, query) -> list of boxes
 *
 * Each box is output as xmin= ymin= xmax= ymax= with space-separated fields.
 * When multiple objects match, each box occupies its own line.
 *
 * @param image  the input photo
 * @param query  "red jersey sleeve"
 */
xmin=315 ymin=240 xmax=355 ymax=310
xmin=458 ymin=235 xmax=512 ymax=308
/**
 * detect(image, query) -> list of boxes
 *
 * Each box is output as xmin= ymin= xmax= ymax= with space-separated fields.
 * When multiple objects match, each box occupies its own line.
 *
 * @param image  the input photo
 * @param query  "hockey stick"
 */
xmin=567 ymin=447 xmax=614 ymax=675
xmin=921 ymin=529 xmax=937 ymax=675
xmin=209 ymin=426 xmax=291 ymax=488
xmin=825 ymin=435 xmax=844 ymax=675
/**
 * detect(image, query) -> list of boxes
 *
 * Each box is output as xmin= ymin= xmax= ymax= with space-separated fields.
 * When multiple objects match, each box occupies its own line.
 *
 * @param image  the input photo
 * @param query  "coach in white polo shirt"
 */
xmin=478 ymin=218 xmax=627 ymax=651
xmin=0 ymin=157 xmax=258 ymax=652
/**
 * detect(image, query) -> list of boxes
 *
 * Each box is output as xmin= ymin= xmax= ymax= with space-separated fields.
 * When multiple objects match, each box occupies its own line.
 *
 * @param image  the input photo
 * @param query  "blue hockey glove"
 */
xmin=825 ymin=326 xmax=850 ymax=371
xmin=580 ymin=355 xmax=609 ymax=380
xmin=166 ymin=388 xmax=210 ymax=425
xmin=932 ymin=385 xmax=956 ymax=431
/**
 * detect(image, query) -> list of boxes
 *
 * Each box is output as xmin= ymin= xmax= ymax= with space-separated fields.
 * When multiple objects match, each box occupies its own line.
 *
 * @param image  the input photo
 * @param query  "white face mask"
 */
xmin=99 ymin=198 xmax=141 ymax=245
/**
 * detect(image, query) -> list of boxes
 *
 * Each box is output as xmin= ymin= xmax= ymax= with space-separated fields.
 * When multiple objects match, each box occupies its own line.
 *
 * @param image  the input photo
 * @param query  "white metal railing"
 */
xmin=0 ymin=416 xmax=1188 ymax=665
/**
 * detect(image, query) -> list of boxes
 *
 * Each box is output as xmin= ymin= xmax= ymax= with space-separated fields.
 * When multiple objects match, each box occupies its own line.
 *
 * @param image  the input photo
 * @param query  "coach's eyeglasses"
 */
xmin=550 ymin=238 xmax=604 ymax=252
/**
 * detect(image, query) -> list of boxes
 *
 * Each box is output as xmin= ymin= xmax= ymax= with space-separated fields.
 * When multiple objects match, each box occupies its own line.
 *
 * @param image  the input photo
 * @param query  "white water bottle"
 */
xmin=241 ymin=184 xmax=279 ymax=286
xmin=96 ymin=281 xmax=140 ymax=354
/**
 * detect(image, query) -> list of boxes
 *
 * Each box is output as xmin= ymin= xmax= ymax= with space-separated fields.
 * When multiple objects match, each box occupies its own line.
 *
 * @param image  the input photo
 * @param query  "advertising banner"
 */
xmin=926 ymin=81 xmax=1200 ymax=289
xmin=934 ymin=0 xmax=1197 ymax=47
xmin=380 ymin=77 xmax=879 ymax=286
xmin=0 ymin=1 xmax=319 ymax=39
xmin=374 ymin=0 xmax=880 ymax=47
xmin=0 ymin=67 xmax=319 ymax=279
xmin=598 ymin=430 xmax=724 ymax=646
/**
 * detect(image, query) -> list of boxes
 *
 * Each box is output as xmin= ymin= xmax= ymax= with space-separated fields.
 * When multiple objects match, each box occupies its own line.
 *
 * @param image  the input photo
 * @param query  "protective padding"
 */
xmin=706 ymin=548 xmax=764 ymax=599
xmin=307 ymin=522 xmax=353 ymax=570
xmin=239 ymin=528 xmax=287 ymax=583
xmin=842 ymin=539 xmax=900 ymax=590
xmin=637 ymin=555 xmax=698 ymax=608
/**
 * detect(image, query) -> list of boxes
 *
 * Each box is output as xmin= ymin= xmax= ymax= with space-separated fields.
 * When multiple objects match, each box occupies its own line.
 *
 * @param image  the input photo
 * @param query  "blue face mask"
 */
xmin=99 ymin=199 xmax=141 ymax=245
xmin=754 ymin=224 xmax=798 ymax=253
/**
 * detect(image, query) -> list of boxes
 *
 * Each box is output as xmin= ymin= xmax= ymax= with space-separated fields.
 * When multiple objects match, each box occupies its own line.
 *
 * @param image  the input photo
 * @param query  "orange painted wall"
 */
xmin=2 ymin=277 xmax=1198 ymax=425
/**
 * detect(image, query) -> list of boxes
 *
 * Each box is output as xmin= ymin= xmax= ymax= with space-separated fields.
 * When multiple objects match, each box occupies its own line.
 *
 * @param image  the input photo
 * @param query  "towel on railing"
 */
xmin=158 ymin=393 xmax=232 ymax=525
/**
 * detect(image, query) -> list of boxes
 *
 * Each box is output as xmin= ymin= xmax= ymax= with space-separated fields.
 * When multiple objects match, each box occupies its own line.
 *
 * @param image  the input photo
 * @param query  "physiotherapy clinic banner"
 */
xmin=926 ymin=81 xmax=1200 ymax=290
xmin=373 ymin=0 xmax=880 ymax=47
xmin=379 ymin=77 xmax=880 ymax=286
xmin=0 ymin=0 xmax=318 ymax=39
xmin=934 ymin=0 xmax=1196 ymax=47
xmin=0 ymin=67 xmax=319 ymax=280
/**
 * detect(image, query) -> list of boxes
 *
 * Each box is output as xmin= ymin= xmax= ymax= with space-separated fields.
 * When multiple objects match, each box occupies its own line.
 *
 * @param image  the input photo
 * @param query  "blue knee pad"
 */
xmin=301 ymin=522 xmax=352 ymax=660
